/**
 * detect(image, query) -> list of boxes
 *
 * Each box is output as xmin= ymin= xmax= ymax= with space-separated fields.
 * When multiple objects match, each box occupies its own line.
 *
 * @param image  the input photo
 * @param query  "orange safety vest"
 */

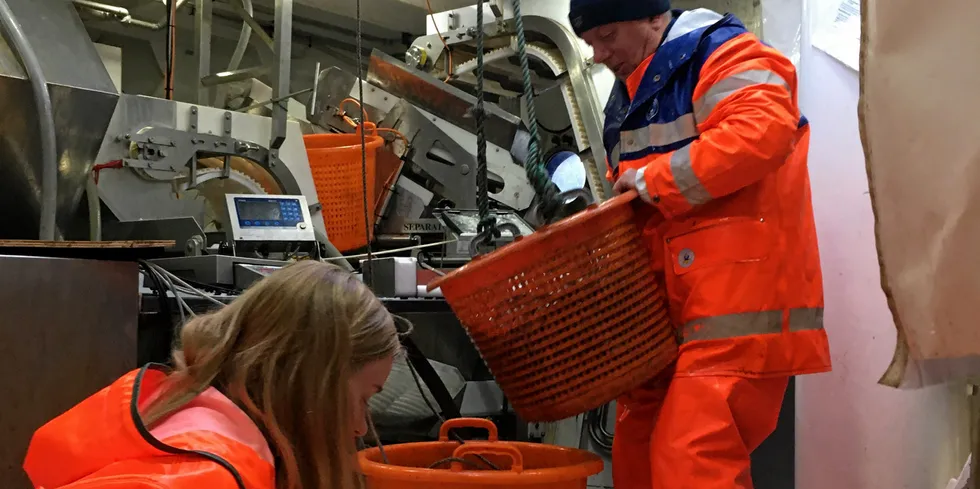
xmin=602 ymin=8 xmax=831 ymax=379
xmin=23 ymin=365 xmax=275 ymax=489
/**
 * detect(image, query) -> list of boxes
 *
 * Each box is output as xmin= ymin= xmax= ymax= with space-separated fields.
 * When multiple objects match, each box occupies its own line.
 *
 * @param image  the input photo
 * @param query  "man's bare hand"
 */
xmin=614 ymin=168 xmax=638 ymax=195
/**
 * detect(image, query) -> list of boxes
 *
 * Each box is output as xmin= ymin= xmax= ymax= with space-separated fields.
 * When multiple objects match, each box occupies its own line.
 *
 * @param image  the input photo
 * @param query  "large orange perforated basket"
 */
xmin=304 ymin=124 xmax=384 ymax=252
xmin=360 ymin=418 xmax=603 ymax=488
xmin=429 ymin=191 xmax=677 ymax=422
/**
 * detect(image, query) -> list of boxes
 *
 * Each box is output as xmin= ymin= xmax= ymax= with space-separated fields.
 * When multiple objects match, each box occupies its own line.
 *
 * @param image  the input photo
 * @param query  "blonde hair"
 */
xmin=141 ymin=260 xmax=399 ymax=489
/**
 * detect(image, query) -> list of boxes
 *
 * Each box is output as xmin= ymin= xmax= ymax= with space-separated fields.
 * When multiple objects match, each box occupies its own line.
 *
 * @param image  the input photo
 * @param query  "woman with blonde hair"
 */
xmin=23 ymin=260 xmax=401 ymax=489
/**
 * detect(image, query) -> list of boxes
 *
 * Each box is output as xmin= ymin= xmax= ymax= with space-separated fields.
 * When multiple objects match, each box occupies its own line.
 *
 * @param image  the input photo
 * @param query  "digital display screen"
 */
xmin=234 ymin=197 xmax=304 ymax=228
xmin=237 ymin=200 xmax=282 ymax=221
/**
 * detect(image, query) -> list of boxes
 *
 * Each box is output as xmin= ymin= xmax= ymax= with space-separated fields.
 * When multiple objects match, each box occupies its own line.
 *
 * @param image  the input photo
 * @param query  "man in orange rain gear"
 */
xmin=569 ymin=1 xmax=832 ymax=488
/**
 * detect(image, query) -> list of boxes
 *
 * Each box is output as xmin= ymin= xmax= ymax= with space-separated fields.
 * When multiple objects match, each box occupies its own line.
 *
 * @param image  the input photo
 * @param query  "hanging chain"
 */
xmin=474 ymin=0 xmax=498 ymax=244
xmin=356 ymin=0 xmax=374 ymax=283
xmin=512 ymin=0 xmax=561 ymax=220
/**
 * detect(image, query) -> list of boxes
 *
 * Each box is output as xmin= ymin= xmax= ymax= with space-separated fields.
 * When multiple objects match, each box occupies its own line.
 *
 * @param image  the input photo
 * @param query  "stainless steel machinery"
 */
xmin=0 ymin=0 xmax=118 ymax=240
xmin=403 ymin=14 xmax=612 ymax=199
xmin=306 ymin=13 xmax=610 ymax=266
xmin=92 ymin=95 xmax=327 ymax=253
xmin=0 ymin=0 xmax=615 ymax=483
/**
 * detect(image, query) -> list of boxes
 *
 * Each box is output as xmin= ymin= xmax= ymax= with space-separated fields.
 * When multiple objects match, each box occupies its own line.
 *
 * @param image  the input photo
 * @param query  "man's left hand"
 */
xmin=614 ymin=168 xmax=638 ymax=195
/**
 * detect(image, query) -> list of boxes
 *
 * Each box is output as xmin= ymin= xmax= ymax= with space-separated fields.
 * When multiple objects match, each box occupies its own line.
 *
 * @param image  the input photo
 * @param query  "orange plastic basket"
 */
xmin=304 ymin=123 xmax=384 ymax=252
xmin=359 ymin=418 xmax=603 ymax=489
xmin=429 ymin=191 xmax=677 ymax=422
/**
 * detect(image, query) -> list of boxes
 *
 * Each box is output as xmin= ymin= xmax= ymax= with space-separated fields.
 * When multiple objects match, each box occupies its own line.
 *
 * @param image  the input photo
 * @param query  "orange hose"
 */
xmin=337 ymin=99 xmax=409 ymax=151
xmin=372 ymin=130 xmax=408 ymax=212
xmin=374 ymin=166 xmax=400 ymax=213
xmin=376 ymin=127 xmax=409 ymax=146
xmin=339 ymin=97 xmax=370 ymax=124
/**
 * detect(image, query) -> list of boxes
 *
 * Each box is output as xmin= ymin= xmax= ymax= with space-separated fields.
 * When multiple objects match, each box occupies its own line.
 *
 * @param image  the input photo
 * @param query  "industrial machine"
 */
xmin=0 ymin=1 xmax=799 ymax=488
xmin=0 ymin=0 xmax=611 ymax=487
xmin=303 ymin=19 xmax=619 ymax=483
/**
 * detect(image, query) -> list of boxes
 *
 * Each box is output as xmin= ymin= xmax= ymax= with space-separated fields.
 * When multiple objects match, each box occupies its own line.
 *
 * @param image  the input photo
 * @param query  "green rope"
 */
xmin=511 ymin=0 xmax=561 ymax=219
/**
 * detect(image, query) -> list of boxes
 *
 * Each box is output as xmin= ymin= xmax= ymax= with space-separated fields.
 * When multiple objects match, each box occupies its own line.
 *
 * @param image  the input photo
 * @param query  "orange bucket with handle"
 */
xmin=428 ymin=191 xmax=677 ymax=422
xmin=359 ymin=418 xmax=603 ymax=489
xmin=304 ymin=123 xmax=384 ymax=252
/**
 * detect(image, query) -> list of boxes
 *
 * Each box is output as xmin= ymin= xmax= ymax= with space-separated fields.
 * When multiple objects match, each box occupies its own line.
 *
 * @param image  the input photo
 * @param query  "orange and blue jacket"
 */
xmin=603 ymin=9 xmax=831 ymax=379
xmin=23 ymin=365 xmax=275 ymax=489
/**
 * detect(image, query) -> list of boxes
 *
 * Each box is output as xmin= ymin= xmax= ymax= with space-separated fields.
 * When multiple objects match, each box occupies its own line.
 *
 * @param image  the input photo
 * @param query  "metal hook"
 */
xmin=468 ymin=222 xmax=522 ymax=257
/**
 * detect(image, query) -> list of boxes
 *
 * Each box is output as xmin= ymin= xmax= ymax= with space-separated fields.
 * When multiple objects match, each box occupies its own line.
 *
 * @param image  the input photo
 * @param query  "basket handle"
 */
xmin=450 ymin=442 xmax=524 ymax=473
xmin=356 ymin=121 xmax=378 ymax=137
xmin=438 ymin=417 xmax=499 ymax=442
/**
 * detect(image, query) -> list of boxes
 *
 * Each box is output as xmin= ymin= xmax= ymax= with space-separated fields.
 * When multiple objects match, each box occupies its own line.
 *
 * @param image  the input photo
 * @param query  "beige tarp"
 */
xmin=861 ymin=0 xmax=980 ymax=387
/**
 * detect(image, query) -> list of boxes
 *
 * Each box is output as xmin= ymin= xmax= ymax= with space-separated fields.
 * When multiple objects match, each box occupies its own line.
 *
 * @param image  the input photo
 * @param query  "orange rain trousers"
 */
xmin=611 ymin=372 xmax=789 ymax=489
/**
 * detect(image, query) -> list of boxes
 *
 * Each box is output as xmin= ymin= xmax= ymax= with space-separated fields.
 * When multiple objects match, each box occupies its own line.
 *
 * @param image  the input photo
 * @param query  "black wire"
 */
xmin=179 ymin=276 xmax=238 ymax=295
xmin=139 ymin=260 xmax=173 ymax=328
xmin=537 ymin=120 xmax=574 ymax=134
xmin=404 ymin=358 xmax=501 ymax=471
xmin=586 ymin=406 xmax=614 ymax=452
xmin=405 ymin=354 xmax=446 ymax=421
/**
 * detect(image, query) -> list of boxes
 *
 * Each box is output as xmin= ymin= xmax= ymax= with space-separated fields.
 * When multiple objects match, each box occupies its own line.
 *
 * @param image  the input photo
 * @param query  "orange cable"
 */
xmin=375 ymin=127 xmax=409 ymax=147
xmin=374 ymin=167 xmax=400 ymax=213
xmin=425 ymin=0 xmax=453 ymax=82
xmin=339 ymin=97 xmax=370 ymax=124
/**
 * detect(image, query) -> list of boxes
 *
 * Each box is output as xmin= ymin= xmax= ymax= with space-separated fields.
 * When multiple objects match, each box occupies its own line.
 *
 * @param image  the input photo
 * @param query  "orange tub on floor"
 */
xmin=359 ymin=418 xmax=603 ymax=489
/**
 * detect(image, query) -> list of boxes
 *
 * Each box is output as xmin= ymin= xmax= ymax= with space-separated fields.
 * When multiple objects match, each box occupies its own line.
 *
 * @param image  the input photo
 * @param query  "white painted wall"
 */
xmin=795 ymin=2 xmax=970 ymax=489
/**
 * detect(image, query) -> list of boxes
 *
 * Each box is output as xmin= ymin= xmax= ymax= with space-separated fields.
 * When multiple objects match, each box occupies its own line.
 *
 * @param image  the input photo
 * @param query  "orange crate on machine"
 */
xmin=429 ymin=191 xmax=677 ymax=422
xmin=360 ymin=418 xmax=603 ymax=488
xmin=303 ymin=123 xmax=383 ymax=252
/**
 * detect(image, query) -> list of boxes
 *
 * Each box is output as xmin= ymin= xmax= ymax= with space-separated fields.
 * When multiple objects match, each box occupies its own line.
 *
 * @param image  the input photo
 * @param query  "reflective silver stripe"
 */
xmin=693 ymin=69 xmax=790 ymax=124
xmin=789 ymin=307 xmax=824 ymax=332
xmin=680 ymin=307 xmax=825 ymax=344
xmin=620 ymin=113 xmax=699 ymax=154
xmin=635 ymin=166 xmax=654 ymax=204
xmin=670 ymin=144 xmax=712 ymax=206
xmin=663 ymin=9 xmax=724 ymax=45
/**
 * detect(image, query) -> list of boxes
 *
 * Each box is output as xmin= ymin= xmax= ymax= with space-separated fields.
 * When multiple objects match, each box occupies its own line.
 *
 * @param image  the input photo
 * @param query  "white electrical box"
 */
xmin=224 ymin=194 xmax=316 ymax=243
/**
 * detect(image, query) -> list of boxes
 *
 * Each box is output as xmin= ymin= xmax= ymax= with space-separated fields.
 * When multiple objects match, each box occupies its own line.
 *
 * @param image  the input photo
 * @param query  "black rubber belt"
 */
xmin=401 ymin=335 xmax=462 ymax=420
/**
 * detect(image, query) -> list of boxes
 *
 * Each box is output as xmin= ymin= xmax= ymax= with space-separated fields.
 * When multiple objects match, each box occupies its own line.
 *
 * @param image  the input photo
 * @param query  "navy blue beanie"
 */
xmin=568 ymin=0 xmax=671 ymax=36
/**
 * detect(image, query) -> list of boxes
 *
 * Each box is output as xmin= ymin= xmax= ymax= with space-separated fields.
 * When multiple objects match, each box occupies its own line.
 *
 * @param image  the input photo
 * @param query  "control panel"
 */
xmin=225 ymin=194 xmax=316 ymax=243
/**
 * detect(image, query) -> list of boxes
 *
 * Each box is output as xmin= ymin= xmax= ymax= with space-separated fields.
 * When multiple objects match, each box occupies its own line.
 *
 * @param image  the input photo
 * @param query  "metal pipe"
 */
xmin=123 ymin=17 xmax=163 ymax=29
xmin=227 ymin=0 xmax=254 ymax=75
xmin=165 ymin=0 xmax=175 ymax=99
xmin=201 ymin=65 xmax=269 ymax=87
xmin=0 ymin=0 xmax=58 ymax=240
xmin=230 ymin=0 xmax=274 ymax=49
xmin=315 ymin=229 xmax=354 ymax=271
xmin=216 ymin=0 xmax=254 ymax=107
xmin=236 ymin=87 xmax=312 ymax=113
xmin=195 ymin=0 xmax=213 ymax=105
xmin=270 ymin=0 xmax=293 ymax=152
xmin=309 ymin=61 xmax=321 ymax=119
xmin=586 ymin=405 xmax=614 ymax=452
xmin=73 ymin=0 xmax=128 ymax=17
xmin=71 ymin=0 xmax=189 ymax=30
